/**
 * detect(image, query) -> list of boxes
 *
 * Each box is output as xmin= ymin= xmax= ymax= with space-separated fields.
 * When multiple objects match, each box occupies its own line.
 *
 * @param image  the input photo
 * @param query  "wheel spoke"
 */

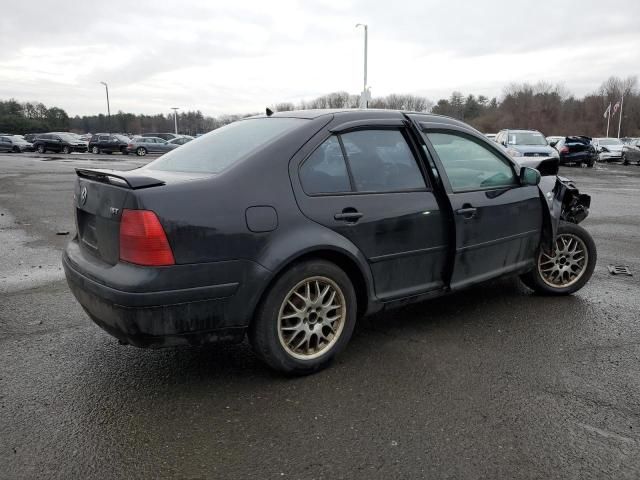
xmin=278 ymin=276 xmax=347 ymax=359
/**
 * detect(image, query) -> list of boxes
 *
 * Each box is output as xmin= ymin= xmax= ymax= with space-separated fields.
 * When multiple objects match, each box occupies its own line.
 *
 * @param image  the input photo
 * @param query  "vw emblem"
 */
xmin=80 ymin=186 xmax=88 ymax=206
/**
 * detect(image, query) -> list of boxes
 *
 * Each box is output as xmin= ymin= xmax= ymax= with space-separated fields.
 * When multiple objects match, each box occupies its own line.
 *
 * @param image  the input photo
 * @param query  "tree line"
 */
xmin=1 ymin=76 xmax=638 ymax=138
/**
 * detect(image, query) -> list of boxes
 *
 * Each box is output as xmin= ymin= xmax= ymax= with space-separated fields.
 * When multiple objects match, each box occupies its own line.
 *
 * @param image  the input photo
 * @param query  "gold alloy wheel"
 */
xmin=277 ymin=276 xmax=347 ymax=360
xmin=538 ymin=233 xmax=589 ymax=288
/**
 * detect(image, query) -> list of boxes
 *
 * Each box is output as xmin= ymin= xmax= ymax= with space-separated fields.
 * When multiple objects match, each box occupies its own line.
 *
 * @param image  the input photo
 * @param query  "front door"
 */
xmin=293 ymin=127 xmax=449 ymax=301
xmin=423 ymin=129 xmax=542 ymax=290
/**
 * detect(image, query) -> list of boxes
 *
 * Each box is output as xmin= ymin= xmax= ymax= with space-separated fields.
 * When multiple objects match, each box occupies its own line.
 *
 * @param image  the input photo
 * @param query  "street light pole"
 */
xmin=100 ymin=82 xmax=111 ymax=132
xmin=356 ymin=23 xmax=368 ymax=108
xmin=171 ymin=107 xmax=179 ymax=135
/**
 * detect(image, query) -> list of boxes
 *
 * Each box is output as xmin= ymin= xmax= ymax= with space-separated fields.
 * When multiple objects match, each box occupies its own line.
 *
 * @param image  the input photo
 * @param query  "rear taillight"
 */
xmin=127 ymin=143 xmax=133 ymax=148
xmin=560 ymin=146 xmax=569 ymax=154
xmin=119 ymin=209 xmax=175 ymax=266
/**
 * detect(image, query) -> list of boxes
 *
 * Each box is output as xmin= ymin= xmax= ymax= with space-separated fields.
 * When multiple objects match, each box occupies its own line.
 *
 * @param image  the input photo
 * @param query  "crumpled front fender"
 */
xmin=538 ymin=175 xmax=591 ymax=251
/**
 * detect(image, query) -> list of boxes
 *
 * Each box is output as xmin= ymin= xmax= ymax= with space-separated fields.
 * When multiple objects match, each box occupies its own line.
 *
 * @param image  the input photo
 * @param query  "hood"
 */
xmin=511 ymin=145 xmax=556 ymax=156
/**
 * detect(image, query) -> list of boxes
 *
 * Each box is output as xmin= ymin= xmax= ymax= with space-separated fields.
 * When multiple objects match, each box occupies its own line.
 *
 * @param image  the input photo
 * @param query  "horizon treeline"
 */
xmin=0 ymin=76 xmax=637 ymax=137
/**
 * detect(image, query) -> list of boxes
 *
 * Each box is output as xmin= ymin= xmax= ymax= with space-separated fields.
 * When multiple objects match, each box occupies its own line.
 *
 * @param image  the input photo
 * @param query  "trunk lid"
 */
xmin=73 ymin=168 xmax=208 ymax=265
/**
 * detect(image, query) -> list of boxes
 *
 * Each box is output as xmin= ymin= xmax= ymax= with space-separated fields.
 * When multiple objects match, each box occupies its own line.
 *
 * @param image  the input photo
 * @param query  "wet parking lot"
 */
xmin=1 ymin=153 xmax=639 ymax=479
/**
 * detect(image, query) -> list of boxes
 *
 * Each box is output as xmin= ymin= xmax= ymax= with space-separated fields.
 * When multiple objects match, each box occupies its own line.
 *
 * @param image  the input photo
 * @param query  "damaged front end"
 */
xmin=538 ymin=175 xmax=591 ymax=251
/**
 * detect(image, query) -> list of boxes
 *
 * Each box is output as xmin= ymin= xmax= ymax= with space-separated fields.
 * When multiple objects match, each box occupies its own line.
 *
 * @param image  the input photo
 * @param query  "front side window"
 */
xmin=340 ymin=130 xmax=426 ymax=192
xmin=300 ymin=136 xmax=351 ymax=194
xmin=426 ymin=132 xmax=517 ymax=192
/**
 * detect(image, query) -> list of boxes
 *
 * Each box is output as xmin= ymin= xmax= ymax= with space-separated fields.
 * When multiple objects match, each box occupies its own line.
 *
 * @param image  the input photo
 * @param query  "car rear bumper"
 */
xmin=62 ymin=238 xmax=271 ymax=347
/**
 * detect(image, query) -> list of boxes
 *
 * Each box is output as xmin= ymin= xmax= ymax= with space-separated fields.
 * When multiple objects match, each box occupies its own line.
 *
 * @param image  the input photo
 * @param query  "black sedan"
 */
xmin=32 ymin=133 xmax=88 ymax=154
xmin=88 ymin=133 xmax=130 ymax=155
xmin=554 ymin=136 xmax=596 ymax=167
xmin=62 ymin=110 xmax=596 ymax=374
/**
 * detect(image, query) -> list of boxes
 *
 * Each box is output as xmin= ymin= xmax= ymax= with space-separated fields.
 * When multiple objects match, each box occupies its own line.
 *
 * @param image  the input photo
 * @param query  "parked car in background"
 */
xmin=32 ymin=133 xmax=88 ymax=154
xmin=88 ymin=134 xmax=130 ymax=154
xmin=553 ymin=136 xmax=596 ymax=167
xmin=79 ymin=133 xmax=93 ymax=142
xmin=167 ymin=136 xmax=192 ymax=146
xmin=484 ymin=133 xmax=497 ymax=141
xmin=126 ymin=136 xmax=178 ymax=156
xmin=63 ymin=109 xmax=595 ymax=374
xmin=140 ymin=133 xmax=180 ymax=141
xmin=622 ymin=139 xmax=640 ymax=165
xmin=495 ymin=129 xmax=559 ymax=159
xmin=0 ymin=135 xmax=34 ymax=152
xmin=593 ymin=138 xmax=624 ymax=162
xmin=546 ymin=136 xmax=564 ymax=147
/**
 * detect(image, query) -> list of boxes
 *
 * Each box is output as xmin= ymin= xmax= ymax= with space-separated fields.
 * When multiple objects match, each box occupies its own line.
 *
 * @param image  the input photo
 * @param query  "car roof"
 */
xmin=258 ymin=108 xmax=476 ymax=130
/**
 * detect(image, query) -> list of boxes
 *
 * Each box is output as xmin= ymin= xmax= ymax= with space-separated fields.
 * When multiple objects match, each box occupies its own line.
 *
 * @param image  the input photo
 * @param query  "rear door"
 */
xmin=422 ymin=126 xmax=542 ymax=290
xmin=292 ymin=123 xmax=448 ymax=301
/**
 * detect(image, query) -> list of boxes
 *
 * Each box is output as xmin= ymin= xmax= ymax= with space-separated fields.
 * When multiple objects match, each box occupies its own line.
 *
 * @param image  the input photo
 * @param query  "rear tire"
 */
xmin=249 ymin=260 xmax=357 ymax=375
xmin=12 ymin=146 xmax=20 ymax=153
xmin=37 ymin=144 xmax=45 ymax=154
xmin=136 ymin=147 xmax=147 ymax=156
xmin=121 ymin=147 xmax=129 ymax=155
xmin=622 ymin=153 xmax=629 ymax=166
xmin=62 ymin=146 xmax=71 ymax=154
xmin=91 ymin=146 xmax=100 ymax=154
xmin=520 ymin=221 xmax=596 ymax=295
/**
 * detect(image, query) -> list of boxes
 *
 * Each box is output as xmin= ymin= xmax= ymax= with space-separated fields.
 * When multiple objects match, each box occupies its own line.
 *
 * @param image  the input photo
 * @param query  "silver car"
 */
xmin=0 ymin=135 xmax=34 ymax=152
xmin=593 ymin=138 xmax=624 ymax=162
xmin=126 ymin=136 xmax=179 ymax=156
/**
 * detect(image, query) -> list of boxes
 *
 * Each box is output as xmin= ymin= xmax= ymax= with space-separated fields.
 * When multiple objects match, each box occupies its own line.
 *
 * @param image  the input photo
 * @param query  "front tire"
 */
xmin=520 ymin=221 xmax=596 ymax=295
xmin=62 ymin=146 xmax=71 ymax=154
xmin=250 ymin=260 xmax=357 ymax=375
xmin=91 ymin=146 xmax=100 ymax=154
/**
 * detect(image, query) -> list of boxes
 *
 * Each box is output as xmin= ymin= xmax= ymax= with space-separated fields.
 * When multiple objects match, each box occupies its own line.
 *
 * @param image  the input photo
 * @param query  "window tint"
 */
xmin=340 ymin=130 xmax=425 ymax=192
xmin=300 ymin=136 xmax=351 ymax=194
xmin=426 ymin=132 xmax=517 ymax=192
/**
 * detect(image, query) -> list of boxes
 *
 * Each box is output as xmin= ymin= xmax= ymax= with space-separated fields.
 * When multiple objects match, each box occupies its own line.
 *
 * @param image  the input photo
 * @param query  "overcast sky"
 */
xmin=1 ymin=0 xmax=638 ymax=116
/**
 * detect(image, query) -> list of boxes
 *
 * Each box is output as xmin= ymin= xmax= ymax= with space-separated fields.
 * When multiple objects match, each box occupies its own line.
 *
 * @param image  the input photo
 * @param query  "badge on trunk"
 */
xmin=80 ymin=186 xmax=87 ymax=206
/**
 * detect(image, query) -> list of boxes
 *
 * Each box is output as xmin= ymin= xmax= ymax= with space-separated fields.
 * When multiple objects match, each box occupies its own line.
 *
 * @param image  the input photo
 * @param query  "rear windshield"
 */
xmin=146 ymin=118 xmax=307 ymax=173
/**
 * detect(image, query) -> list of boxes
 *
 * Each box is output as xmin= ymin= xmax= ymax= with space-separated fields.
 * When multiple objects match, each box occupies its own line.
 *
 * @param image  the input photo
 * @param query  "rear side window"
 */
xmin=147 ymin=118 xmax=307 ymax=173
xmin=426 ymin=132 xmax=517 ymax=192
xmin=340 ymin=130 xmax=426 ymax=192
xmin=300 ymin=137 xmax=351 ymax=194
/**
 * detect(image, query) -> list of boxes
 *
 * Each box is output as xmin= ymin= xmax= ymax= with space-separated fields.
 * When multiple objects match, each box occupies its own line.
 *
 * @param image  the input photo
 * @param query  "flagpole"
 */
xmin=617 ymin=94 xmax=624 ymax=139
xmin=606 ymin=109 xmax=610 ymax=137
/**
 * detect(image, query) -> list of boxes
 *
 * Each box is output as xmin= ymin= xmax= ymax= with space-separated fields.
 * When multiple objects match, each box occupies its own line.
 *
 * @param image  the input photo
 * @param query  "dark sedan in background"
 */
xmin=554 ymin=136 xmax=596 ymax=167
xmin=63 ymin=110 xmax=595 ymax=375
xmin=88 ymin=133 xmax=130 ymax=155
xmin=31 ymin=133 xmax=88 ymax=154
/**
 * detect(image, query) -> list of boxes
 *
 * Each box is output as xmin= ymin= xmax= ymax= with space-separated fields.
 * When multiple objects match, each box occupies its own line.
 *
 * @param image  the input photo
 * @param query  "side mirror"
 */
xmin=520 ymin=167 xmax=541 ymax=186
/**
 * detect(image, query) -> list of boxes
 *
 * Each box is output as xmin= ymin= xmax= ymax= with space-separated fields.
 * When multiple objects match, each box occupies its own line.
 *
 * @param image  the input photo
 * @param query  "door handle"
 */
xmin=456 ymin=206 xmax=477 ymax=218
xmin=334 ymin=209 xmax=363 ymax=222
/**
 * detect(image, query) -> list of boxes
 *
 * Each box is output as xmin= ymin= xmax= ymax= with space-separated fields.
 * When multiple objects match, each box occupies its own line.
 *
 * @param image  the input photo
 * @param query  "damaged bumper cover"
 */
xmin=538 ymin=175 xmax=591 ymax=250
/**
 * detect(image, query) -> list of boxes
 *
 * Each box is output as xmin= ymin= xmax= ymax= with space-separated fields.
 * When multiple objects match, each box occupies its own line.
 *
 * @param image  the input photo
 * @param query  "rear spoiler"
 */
xmin=75 ymin=168 xmax=165 ymax=189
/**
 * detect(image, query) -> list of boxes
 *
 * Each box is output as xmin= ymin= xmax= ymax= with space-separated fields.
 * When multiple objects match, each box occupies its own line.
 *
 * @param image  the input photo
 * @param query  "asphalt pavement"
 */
xmin=1 ymin=153 xmax=639 ymax=479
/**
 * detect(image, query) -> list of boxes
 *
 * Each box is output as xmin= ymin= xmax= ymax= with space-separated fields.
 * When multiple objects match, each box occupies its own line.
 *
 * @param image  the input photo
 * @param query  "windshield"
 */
xmin=508 ymin=132 xmax=548 ymax=146
xmin=147 ymin=117 xmax=307 ymax=173
xmin=598 ymin=139 xmax=622 ymax=146
xmin=11 ymin=136 xmax=27 ymax=143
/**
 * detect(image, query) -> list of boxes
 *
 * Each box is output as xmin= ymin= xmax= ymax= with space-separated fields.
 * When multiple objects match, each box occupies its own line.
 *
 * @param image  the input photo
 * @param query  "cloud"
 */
xmin=1 ymin=0 xmax=638 ymax=116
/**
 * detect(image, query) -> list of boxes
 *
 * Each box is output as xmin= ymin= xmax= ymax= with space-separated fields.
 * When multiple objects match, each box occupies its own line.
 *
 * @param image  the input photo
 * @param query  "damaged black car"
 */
xmin=62 ymin=109 xmax=596 ymax=374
